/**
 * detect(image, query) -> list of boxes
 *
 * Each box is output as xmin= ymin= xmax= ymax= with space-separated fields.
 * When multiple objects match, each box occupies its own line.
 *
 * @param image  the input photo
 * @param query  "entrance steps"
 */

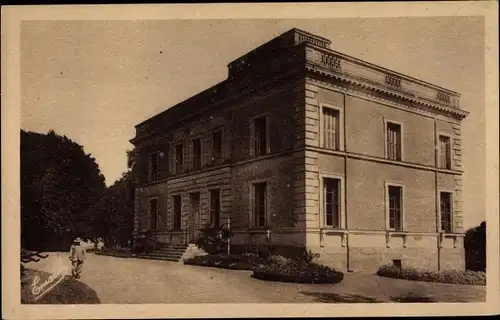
xmin=134 ymin=244 xmax=207 ymax=262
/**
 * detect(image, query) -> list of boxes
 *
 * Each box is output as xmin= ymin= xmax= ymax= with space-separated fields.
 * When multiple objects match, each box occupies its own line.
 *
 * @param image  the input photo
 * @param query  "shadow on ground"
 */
xmin=300 ymin=291 xmax=383 ymax=303
xmin=389 ymin=294 xmax=437 ymax=303
xmin=21 ymin=269 xmax=100 ymax=304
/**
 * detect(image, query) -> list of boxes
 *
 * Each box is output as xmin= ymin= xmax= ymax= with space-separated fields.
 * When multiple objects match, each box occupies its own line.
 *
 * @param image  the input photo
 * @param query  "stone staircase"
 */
xmin=134 ymin=243 xmax=207 ymax=262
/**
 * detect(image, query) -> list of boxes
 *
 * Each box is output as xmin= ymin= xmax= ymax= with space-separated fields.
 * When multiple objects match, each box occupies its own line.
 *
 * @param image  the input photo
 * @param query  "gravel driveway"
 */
xmin=25 ymin=252 xmax=486 ymax=304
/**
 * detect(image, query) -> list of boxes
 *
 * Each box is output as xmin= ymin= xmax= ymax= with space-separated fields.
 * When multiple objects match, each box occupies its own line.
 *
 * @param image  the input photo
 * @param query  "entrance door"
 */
xmin=188 ymin=192 xmax=201 ymax=243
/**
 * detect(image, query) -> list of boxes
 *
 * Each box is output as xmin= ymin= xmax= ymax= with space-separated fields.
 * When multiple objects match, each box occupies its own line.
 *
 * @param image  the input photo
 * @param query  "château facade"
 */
xmin=130 ymin=28 xmax=469 ymax=272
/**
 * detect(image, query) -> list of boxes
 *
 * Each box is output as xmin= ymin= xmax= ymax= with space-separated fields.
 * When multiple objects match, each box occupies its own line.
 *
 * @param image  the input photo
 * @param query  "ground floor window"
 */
xmin=209 ymin=189 xmax=221 ymax=228
xmin=149 ymin=198 xmax=158 ymax=231
xmin=440 ymin=192 xmax=453 ymax=233
xmin=388 ymin=185 xmax=403 ymax=231
xmin=173 ymin=195 xmax=182 ymax=230
xmin=323 ymin=178 xmax=340 ymax=228
xmin=253 ymin=182 xmax=267 ymax=227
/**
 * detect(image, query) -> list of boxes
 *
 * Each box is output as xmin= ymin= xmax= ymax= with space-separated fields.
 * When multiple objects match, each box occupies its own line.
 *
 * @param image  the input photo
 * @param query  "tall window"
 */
xmin=175 ymin=144 xmax=184 ymax=174
xmin=173 ymin=195 xmax=182 ymax=230
xmin=212 ymin=130 xmax=223 ymax=164
xmin=253 ymin=182 xmax=267 ymax=227
xmin=192 ymin=139 xmax=201 ymax=170
xmin=388 ymin=186 xmax=403 ymax=231
xmin=149 ymin=152 xmax=159 ymax=181
xmin=322 ymin=107 xmax=340 ymax=150
xmin=253 ymin=117 xmax=268 ymax=157
xmin=149 ymin=198 xmax=158 ymax=231
xmin=440 ymin=192 xmax=453 ymax=233
xmin=439 ymin=135 xmax=451 ymax=169
xmin=209 ymin=189 xmax=221 ymax=227
xmin=386 ymin=122 xmax=402 ymax=161
xmin=324 ymin=178 xmax=340 ymax=228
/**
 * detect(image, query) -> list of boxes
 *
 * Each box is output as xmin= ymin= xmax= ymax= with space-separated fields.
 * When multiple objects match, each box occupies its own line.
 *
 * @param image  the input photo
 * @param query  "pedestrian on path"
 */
xmin=69 ymin=237 xmax=86 ymax=279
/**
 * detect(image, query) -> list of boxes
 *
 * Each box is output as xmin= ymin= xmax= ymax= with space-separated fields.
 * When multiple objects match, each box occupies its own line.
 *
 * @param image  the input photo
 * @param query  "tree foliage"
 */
xmin=464 ymin=221 xmax=486 ymax=271
xmin=21 ymin=130 xmax=106 ymax=250
xmin=96 ymin=171 xmax=135 ymax=248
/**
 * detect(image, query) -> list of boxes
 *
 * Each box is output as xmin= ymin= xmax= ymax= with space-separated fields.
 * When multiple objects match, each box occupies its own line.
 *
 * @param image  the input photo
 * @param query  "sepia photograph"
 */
xmin=2 ymin=2 xmax=499 ymax=319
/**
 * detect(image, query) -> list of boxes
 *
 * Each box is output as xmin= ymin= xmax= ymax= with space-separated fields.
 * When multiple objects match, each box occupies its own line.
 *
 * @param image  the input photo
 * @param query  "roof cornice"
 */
xmin=305 ymin=44 xmax=468 ymax=120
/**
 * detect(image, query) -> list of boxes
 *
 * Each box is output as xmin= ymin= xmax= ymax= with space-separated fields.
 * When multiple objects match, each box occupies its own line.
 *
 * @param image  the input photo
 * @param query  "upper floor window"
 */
xmin=212 ymin=130 xmax=223 ymax=164
xmin=323 ymin=178 xmax=340 ymax=228
xmin=440 ymin=192 xmax=453 ymax=233
xmin=149 ymin=152 xmax=159 ymax=181
xmin=439 ymin=135 xmax=451 ymax=169
xmin=192 ymin=138 xmax=201 ymax=170
xmin=322 ymin=107 xmax=340 ymax=150
xmin=252 ymin=116 xmax=268 ymax=157
xmin=386 ymin=122 xmax=402 ymax=161
xmin=175 ymin=144 xmax=184 ymax=174
xmin=387 ymin=185 xmax=403 ymax=231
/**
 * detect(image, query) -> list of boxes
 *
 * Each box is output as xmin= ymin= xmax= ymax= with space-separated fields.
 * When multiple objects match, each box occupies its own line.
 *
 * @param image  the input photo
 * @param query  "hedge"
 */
xmin=377 ymin=264 xmax=486 ymax=286
xmin=252 ymin=256 xmax=344 ymax=284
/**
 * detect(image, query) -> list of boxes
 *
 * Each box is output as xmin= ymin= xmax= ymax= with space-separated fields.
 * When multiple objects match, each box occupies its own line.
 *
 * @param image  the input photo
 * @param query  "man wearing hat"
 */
xmin=69 ymin=237 xmax=86 ymax=279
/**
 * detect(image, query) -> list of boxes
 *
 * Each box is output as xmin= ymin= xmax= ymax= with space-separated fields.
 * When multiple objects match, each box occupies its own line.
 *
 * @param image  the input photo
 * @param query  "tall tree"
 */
xmin=464 ymin=221 xmax=486 ymax=271
xmin=21 ymin=130 xmax=106 ymax=251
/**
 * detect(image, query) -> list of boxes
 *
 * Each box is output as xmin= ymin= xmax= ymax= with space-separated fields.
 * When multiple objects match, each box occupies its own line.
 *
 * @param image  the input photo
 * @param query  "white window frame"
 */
xmin=319 ymin=102 xmax=344 ymax=151
xmin=437 ymin=132 xmax=453 ymax=170
xmin=384 ymin=181 xmax=405 ymax=231
xmin=148 ymin=196 xmax=159 ymax=231
xmin=318 ymin=173 xmax=345 ymax=229
xmin=383 ymin=117 xmax=404 ymax=161
xmin=249 ymin=179 xmax=269 ymax=228
xmin=438 ymin=189 xmax=454 ymax=233
xmin=148 ymin=151 xmax=160 ymax=181
xmin=249 ymin=113 xmax=271 ymax=158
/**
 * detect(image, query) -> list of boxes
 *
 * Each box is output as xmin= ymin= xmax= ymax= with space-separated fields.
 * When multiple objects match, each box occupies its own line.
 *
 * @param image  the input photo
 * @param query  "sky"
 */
xmin=20 ymin=17 xmax=485 ymax=228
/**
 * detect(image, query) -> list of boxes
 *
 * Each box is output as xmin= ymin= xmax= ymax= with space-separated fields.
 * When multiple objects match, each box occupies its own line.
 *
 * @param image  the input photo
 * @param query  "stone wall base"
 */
xmin=315 ymin=246 xmax=465 ymax=273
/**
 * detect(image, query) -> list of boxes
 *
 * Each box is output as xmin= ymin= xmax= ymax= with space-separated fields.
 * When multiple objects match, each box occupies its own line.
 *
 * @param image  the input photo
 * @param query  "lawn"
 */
xmin=21 ymin=269 xmax=100 ymax=304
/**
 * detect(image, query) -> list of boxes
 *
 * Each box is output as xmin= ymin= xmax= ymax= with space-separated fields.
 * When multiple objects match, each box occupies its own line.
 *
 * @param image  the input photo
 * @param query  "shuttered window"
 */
xmin=387 ymin=122 xmax=402 ymax=161
xmin=439 ymin=135 xmax=451 ymax=169
xmin=440 ymin=192 xmax=453 ymax=233
xmin=322 ymin=107 xmax=340 ymax=150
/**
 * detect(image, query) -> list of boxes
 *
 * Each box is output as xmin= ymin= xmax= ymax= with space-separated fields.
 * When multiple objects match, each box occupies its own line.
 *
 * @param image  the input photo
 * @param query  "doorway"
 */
xmin=188 ymin=192 xmax=201 ymax=243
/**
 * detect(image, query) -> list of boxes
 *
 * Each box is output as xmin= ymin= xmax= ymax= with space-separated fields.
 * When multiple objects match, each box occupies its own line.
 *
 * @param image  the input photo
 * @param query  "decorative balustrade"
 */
xmin=306 ymin=47 xmax=461 ymax=110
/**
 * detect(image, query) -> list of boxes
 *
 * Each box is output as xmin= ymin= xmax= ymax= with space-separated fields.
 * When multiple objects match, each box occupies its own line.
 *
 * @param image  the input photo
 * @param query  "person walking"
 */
xmin=69 ymin=237 xmax=86 ymax=279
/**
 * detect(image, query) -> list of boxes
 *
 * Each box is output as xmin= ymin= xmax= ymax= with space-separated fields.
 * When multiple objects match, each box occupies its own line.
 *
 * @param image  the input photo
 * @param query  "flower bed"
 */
xmin=183 ymin=253 xmax=266 ymax=270
xmin=252 ymin=257 xmax=344 ymax=284
xmin=376 ymin=264 xmax=486 ymax=286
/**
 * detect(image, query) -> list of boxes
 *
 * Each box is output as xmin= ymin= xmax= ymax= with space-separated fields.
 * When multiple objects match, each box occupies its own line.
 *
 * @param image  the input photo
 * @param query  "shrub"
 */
xmin=194 ymin=225 xmax=234 ymax=255
xmin=253 ymin=258 xmax=343 ymax=284
xmin=376 ymin=264 xmax=486 ymax=286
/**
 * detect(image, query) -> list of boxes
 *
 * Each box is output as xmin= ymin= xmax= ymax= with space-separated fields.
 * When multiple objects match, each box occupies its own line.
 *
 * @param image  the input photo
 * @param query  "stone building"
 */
xmin=130 ymin=28 xmax=469 ymax=272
